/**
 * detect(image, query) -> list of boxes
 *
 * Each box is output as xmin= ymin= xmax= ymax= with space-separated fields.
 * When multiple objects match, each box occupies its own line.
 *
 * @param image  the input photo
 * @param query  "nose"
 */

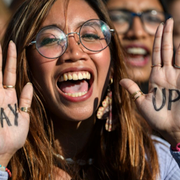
xmin=61 ymin=33 xmax=88 ymax=62
xmin=125 ymin=16 xmax=147 ymax=39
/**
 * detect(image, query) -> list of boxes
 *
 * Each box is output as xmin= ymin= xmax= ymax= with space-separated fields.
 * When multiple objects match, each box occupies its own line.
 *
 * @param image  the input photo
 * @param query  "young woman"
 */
xmin=0 ymin=0 xmax=180 ymax=179
xmin=106 ymin=0 xmax=170 ymax=93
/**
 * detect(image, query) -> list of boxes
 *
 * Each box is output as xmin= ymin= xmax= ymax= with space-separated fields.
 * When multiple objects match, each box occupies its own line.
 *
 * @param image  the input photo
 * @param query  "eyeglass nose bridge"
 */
xmin=129 ymin=12 xmax=144 ymax=29
xmin=66 ymin=32 xmax=80 ymax=45
xmin=131 ymin=12 xmax=142 ymax=18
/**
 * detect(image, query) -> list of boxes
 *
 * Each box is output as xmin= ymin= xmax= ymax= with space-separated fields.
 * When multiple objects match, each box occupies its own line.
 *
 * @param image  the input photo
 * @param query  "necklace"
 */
xmin=54 ymin=153 xmax=94 ymax=166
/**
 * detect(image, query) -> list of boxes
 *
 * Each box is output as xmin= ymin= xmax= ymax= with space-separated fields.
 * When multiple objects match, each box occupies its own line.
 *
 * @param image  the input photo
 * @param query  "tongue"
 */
xmin=59 ymin=80 xmax=88 ymax=93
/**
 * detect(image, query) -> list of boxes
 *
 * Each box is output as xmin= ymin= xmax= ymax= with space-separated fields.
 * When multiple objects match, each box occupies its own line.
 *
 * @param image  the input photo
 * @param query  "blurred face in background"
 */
xmin=168 ymin=0 xmax=180 ymax=50
xmin=106 ymin=0 xmax=164 ymax=83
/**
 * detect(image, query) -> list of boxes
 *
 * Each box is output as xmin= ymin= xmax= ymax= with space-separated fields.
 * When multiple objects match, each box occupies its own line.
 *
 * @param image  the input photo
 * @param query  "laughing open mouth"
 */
xmin=125 ymin=46 xmax=150 ymax=67
xmin=57 ymin=71 xmax=93 ymax=97
xmin=127 ymin=47 xmax=147 ymax=55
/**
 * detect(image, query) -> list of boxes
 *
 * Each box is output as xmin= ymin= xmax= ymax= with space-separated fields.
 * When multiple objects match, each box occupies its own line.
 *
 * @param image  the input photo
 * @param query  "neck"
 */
xmin=53 ymin=116 xmax=95 ymax=159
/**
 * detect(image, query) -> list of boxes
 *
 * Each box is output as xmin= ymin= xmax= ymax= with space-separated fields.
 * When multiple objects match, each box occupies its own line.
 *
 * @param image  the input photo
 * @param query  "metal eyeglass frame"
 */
xmin=28 ymin=19 xmax=115 ymax=59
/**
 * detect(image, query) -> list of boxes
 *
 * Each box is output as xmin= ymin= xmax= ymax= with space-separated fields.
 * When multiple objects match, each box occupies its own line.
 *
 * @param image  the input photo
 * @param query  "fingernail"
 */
xmin=9 ymin=40 xmax=14 ymax=44
xmin=9 ymin=40 xmax=15 ymax=48
xmin=161 ymin=22 xmax=164 ymax=25
xmin=27 ymin=82 xmax=32 ymax=85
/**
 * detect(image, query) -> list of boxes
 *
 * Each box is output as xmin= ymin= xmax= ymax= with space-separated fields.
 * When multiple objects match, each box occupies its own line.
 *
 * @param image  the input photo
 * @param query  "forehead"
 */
xmin=107 ymin=0 xmax=163 ymax=12
xmin=41 ymin=0 xmax=99 ymax=28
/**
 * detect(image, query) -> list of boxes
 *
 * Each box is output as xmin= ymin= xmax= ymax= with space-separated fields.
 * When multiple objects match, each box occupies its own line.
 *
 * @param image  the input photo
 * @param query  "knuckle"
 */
xmin=6 ymin=67 xmax=16 ymax=75
xmin=153 ymin=46 xmax=160 ymax=53
xmin=155 ymin=34 xmax=162 ymax=39
xmin=20 ymin=96 xmax=31 ymax=106
xmin=162 ymin=43 xmax=173 ymax=51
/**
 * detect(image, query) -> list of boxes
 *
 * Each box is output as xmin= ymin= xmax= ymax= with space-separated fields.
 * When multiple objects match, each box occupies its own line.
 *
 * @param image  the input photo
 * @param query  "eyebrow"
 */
xmin=108 ymin=8 xmax=163 ymax=13
xmin=42 ymin=18 xmax=100 ymax=32
xmin=41 ymin=20 xmax=89 ymax=32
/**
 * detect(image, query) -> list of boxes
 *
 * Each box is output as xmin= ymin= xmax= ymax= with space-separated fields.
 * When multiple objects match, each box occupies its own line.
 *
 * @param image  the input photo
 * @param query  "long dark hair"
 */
xmin=2 ymin=0 xmax=159 ymax=179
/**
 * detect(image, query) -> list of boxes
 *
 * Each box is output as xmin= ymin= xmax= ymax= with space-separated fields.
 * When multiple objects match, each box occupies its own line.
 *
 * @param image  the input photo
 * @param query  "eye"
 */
xmin=109 ymin=11 xmax=130 ymax=24
xmin=145 ymin=16 xmax=162 ymax=23
xmin=37 ymin=32 xmax=60 ymax=47
xmin=39 ymin=37 xmax=59 ymax=47
xmin=81 ymin=33 xmax=100 ymax=42
xmin=110 ymin=14 xmax=129 ymax=23
xmin=143 ymin=11 xmax=165 ymax=24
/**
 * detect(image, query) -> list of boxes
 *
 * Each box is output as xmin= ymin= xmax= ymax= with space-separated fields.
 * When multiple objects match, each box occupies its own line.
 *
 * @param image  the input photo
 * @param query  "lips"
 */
xmin=57 ymin=71 xmax=93 ymax=98
xmin=124 ymin=45 xmax=150 ymax=67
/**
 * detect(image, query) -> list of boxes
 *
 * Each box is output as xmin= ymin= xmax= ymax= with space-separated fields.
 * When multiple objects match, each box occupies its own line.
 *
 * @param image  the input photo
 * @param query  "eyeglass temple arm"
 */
xmin=28 ymin=41 xmax=36 ymax=46
xmin=110 ymin=29 xmax=115 ymax=33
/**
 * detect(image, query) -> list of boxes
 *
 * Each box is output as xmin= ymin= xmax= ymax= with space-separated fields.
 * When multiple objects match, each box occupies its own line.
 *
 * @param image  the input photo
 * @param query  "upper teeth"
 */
xmin=127 ymin=47 xmax=147 ymax=55
xmin=59 ymin=71 xmax=91 ymax=82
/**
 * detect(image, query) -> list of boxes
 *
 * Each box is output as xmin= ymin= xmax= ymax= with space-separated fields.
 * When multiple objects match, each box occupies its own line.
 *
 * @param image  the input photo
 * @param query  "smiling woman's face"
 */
xmin=27 ymin=0 xmax=111 ymax=122
xmin=106 ymin=0 xmax=163 ymax=83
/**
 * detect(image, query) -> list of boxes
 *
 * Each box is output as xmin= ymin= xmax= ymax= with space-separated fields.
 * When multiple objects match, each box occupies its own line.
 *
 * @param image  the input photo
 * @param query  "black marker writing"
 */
xmin=8 ymin=104 xmax=18 ymax=126
xmin=152 ymin=88 xmax=166 ymax=111
xmin=152 ymin=88 xmax=180 ymax=111
xmin=168 ymin=89 xmax=180 ymax=110
xmin=0 ymin=108 xmax=12 ymax=128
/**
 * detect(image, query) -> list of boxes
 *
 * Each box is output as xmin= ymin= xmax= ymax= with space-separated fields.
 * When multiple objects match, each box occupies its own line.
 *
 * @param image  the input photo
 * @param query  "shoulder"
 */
xmin=151 ymin=135 xmax=180 ymax=180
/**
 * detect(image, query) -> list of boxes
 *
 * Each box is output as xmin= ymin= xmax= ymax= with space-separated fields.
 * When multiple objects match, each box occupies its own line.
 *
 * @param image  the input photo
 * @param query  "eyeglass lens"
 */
xmin=35 ymin=19 xmax=112 ymax=59
xmin=109 ymin=10 xmax=165 ymax=35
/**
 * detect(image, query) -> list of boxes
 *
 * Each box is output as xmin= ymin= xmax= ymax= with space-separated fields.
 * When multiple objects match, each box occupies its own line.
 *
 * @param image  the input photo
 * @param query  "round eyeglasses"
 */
xmin=108 ymin=9 xmax=170 ymax=35
xmin=28 ymin=19 xmax=114 ymax=59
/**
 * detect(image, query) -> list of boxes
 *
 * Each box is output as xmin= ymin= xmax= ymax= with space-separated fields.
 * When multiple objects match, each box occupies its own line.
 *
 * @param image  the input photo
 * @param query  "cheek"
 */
xmin=118 ymin=34 xmax=123 ymax=42
xmin=149 ymin=36 xmax=154 ymax=54
xmin=92 ymin=48 xmax=111 ymax=96
xmin=94 ymin=48 xmax=111 ymax=74
xmin=28 ymin=51 xmax=56 ymax=85
xmin=173 ymin=36 xmax=180 ymax=50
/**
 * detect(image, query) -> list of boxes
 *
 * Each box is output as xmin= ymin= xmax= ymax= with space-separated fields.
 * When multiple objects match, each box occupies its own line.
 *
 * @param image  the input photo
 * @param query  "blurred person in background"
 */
xmin=105 ymin=0 xmax=170 ymax=93
xmin=0 ymin=1 xmax=11 ymax=41
xmin=9 ymin=0 xmax=25 ymax=15
xmin=163 ymin=0 xmax=180 ymax=51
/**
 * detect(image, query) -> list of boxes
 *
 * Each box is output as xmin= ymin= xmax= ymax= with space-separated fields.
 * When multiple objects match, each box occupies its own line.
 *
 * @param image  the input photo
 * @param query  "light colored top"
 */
xmin=152 ymin=135 xmax=180 ymax=179
xmin=0 ymin=136 xmax=180 ymax=179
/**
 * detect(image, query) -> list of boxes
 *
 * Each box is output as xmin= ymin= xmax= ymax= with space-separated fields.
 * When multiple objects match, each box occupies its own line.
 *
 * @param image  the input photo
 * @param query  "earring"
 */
xmin=97 ymin=78 xmax=113 ymax=132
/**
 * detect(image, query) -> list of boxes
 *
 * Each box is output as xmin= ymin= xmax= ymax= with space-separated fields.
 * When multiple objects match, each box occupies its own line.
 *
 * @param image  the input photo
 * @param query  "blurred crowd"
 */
xmin=0 ymin=0 xmax=24 ymax=41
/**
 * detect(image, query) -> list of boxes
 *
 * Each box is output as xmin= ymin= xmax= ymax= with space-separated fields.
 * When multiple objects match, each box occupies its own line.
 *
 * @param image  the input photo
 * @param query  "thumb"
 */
xmin=19 ymin=82 xmax=33 ymax=117
xmin=120 ymin=78 xmax=144 ymax=102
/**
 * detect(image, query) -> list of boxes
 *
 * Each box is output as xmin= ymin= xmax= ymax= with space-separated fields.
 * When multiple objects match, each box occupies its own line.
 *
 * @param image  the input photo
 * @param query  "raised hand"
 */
xmin=0 ymin=41 xmax=33 ymax=166
xmin=120 ymin=18 xmax=180 ymax=147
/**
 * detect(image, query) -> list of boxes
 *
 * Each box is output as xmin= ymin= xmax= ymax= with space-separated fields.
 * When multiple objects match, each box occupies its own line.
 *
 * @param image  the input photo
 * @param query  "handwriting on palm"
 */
xmin=0 ymin=41 xmax=33 ymax=165
xmin=120 ymin=18 xmax=180 ymax=145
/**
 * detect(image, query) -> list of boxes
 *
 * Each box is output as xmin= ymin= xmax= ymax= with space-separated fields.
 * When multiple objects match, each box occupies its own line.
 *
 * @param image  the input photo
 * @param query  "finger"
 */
xmin=3 ymin=41 xmax=17 ymax=87
xmin=19 ymin=82 xmax=33 ymax=118
xmin=152 ymin=22 xmax=164 ymax=68
xmin=174 ymin=43 xmax=180 ymax=69
xmin=0 ymin=44 xmax=2 ymax=88
xmin=120 ymin=78 xmax=144 ymax=102
xmin=161 ymin=18 xmax=174 ymax=66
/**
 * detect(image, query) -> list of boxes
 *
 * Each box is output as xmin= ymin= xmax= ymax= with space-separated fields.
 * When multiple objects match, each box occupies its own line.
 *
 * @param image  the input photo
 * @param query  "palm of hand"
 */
xmin=0 ymin=41 xmax=33 ymax=166
xmin=120 ymin=18 xmax=180 ymax=145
